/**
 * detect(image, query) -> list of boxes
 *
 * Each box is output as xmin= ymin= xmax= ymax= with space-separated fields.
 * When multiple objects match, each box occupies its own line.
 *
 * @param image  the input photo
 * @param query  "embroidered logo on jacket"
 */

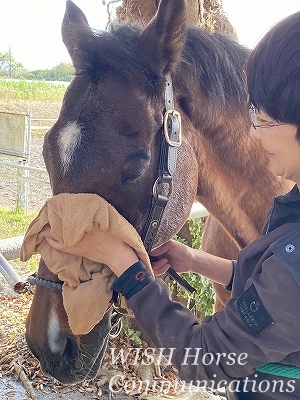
xmin=236 ymin=283 xmax=274 ymax=336
xmin=135 ymin=271 xmax=146 ymax=281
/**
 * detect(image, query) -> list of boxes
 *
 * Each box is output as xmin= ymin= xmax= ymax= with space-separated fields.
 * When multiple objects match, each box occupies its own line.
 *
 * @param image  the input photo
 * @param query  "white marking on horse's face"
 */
xmin=58 ymin=122 xmax=82 ymax=174
xmin=48 ymin=308 xmax=63 ymax=353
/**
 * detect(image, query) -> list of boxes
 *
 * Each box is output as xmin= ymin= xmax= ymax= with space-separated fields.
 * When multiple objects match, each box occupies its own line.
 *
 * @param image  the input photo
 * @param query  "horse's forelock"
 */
xmin=73 ymin=26 xmax=147 ymax=82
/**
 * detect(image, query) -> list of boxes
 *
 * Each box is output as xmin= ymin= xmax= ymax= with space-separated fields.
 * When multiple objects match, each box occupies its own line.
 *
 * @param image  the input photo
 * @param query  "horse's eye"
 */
xmin=121 ymin=171 xmax=141 ymax=184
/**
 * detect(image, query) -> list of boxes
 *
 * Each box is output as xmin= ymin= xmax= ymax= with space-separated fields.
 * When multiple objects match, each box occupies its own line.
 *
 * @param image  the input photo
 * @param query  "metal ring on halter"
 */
xmin=15 ymin=281 xmax=30 ymax=294
xmin=152 ymin=176 xmax=173 ymax=199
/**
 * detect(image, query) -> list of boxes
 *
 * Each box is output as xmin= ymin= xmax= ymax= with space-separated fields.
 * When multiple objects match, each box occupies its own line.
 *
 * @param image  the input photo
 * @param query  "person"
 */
xmin=46 ymin=11 xmax=300 ymax=400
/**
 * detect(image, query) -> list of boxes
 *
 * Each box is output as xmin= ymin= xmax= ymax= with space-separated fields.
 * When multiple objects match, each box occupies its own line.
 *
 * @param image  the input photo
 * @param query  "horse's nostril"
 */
xmin=61 ymin=336 xmax=78 ymax=365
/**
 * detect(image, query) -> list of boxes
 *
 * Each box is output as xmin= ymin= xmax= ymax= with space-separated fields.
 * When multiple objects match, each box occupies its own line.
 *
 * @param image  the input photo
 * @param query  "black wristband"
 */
xmin=113 ymin=261 xmax=154 ymax=300
xmin=224 ymin=260 xmax=237 ymax=292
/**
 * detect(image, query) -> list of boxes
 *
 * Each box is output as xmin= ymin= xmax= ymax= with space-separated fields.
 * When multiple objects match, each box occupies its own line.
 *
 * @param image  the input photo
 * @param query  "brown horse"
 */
xmin=25 ymin=0 xmax=291 ymax=384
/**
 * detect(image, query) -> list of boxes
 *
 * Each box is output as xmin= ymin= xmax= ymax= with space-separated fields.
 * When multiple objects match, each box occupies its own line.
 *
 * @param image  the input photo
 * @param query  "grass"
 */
xmin=0 ymin=207 xmax=37 ymax=240
xmin=0 ymin=207 xmax=40 ymax=271
xmin=0 ymin=79 xmax=67 ymax=102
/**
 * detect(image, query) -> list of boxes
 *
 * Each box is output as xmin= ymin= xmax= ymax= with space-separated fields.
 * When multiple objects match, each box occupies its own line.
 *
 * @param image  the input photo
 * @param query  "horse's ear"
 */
xmin=139 ymin=0 xmax=187 ymax=75
xmin=61 ymin=0 xmax=92 ymax=70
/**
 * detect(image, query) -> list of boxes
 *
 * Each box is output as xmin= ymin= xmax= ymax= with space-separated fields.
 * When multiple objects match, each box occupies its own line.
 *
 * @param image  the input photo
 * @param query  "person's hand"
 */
xmin=46 ymin=228 xmax=139 ymax=277
xmin=151 ymin=240 xmax=234 ymax=286
xmin=150 ymin=239 xmax=193 ymax=276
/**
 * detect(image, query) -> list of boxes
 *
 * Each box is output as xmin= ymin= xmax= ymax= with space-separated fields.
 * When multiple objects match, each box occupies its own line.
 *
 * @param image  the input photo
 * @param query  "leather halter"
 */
xmin=141 ymin=73 xmax=196 ymax=307
xmin=141 ymin=73 xmax=181 ymax=252
xmin=24 ymin=73 xmax=196 ymax=334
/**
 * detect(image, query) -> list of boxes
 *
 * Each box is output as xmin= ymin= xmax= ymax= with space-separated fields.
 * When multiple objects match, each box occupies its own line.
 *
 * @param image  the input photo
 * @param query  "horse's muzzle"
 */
xmin=26 ymin=312 xmax=111 ymax=384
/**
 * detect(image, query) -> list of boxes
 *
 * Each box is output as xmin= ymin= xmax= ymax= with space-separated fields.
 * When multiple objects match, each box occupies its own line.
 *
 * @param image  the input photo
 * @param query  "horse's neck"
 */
xmin=194 ymin=131 xmax=293 ymax=248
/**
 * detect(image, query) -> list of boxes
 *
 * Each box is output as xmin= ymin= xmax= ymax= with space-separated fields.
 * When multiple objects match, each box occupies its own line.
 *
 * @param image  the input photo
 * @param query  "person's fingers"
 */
xmin=45 ymin=237 xmax=63 ymax=249
xmin=153 ymin=266 xmax=169 ymax=276
xmin=150 ymin=240 xmax=173 ymax=256
xmin=151 ymin=257 xmax=168 ymax=269
xmin=46 ymin=237 xmax=77 ymax=254
xmin=151 ymin=258 xmax=170 ymax=276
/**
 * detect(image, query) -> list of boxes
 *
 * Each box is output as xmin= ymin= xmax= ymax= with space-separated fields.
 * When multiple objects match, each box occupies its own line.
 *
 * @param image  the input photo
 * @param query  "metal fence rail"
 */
xmin=0 ymin=113 xmax=52 ymax=209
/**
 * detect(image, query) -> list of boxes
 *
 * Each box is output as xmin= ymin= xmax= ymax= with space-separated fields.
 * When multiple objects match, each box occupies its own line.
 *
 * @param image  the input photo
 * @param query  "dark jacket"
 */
xmin=115 ymin=185 xmax=300 ymax=399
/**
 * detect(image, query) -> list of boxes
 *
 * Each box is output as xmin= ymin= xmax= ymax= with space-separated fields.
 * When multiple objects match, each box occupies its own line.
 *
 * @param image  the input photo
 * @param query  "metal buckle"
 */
xmin=163 ymin=109 xmax=182 ymax=147
xmin=152 ymin=175 xmax=172 ymax=199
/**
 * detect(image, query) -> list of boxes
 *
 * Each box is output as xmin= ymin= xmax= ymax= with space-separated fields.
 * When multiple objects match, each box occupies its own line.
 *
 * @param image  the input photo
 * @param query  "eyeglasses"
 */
xmin=249 ymin=105 xmax=286 ymax=129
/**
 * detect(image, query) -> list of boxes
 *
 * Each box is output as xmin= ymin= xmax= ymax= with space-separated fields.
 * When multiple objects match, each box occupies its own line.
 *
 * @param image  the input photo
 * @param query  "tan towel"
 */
xmin=20 ymin=193 xmax=152 ymax=335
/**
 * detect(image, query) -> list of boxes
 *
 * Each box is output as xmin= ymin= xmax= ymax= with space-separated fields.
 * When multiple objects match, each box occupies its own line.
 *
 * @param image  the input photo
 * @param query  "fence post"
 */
xmin=16 ymin=111 xmax=31 ymax=210
xmin=16 ymin=159 xmax=29 ymax=210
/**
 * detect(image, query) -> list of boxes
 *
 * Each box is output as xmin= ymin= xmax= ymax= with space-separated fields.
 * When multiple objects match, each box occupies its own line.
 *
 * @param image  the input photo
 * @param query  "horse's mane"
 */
xmin=182 ymin=29 xmax=249 ymax=107
xmin=78 ymin=23 xmax=249 ymax=109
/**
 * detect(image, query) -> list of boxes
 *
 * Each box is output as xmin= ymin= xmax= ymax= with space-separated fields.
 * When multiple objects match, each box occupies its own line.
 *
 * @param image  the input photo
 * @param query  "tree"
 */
xmin=49 ymin=62 xmax=74 ymax=81
xmin=24 ymin=62 xmax=74 ymax=82
xmin=114 ymin=0 xmax=236 ymax=37
xmin=0 ymin=52 xmax=26 ymax=79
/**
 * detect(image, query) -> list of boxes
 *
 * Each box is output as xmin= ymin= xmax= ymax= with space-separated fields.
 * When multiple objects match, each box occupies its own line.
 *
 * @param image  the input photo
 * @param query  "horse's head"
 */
xmin=26 ymin=0 xmax=199 ymax=383
xmin=44 ymin=0 xmax=198 ymax=241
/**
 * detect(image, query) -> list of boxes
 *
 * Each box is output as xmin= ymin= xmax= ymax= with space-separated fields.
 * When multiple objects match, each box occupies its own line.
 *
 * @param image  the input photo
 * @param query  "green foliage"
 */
xmin=0 ymin=51 xmax=73 ymax=81
xmin=24 ymin=63 xmax=74 ymax=82
xmin=0 ymin=79 xmax=67 ymax=102
xmin=0 ymin=207 xmax=40 ymax=271
xmin=0 ymin=207 xmax=37 ymax=239
xmin=187 ymin=217 xmax=204 ymax=249
xmin=172 ymin=218 xmax=215 ymax=318
xmin=123 ymin=322 xmax=143 ymax=346
xmin=0 ymin=52 xmax=26 ymax=78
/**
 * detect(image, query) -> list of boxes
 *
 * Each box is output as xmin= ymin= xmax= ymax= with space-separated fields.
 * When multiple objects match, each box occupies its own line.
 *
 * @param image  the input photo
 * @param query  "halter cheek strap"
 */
xmin=141 ymin=73 xmax=181 ymax=253
xmin=141 ymin=73 xmax=196 ymax=308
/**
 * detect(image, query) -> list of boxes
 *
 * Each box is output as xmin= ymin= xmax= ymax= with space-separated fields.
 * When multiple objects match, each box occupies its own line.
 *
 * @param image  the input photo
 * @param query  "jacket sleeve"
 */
xmin=126 ymin=254 xmax=300 ymax=384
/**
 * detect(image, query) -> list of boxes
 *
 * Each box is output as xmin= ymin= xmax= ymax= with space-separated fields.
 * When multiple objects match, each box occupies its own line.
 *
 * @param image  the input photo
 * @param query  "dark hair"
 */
xmin=247 ymin=11 xmax=300 ymax=138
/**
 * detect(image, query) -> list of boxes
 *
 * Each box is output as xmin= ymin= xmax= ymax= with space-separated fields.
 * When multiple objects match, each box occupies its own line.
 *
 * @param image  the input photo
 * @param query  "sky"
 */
xmin=0 ymin=0 xmax=299 ymax=71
